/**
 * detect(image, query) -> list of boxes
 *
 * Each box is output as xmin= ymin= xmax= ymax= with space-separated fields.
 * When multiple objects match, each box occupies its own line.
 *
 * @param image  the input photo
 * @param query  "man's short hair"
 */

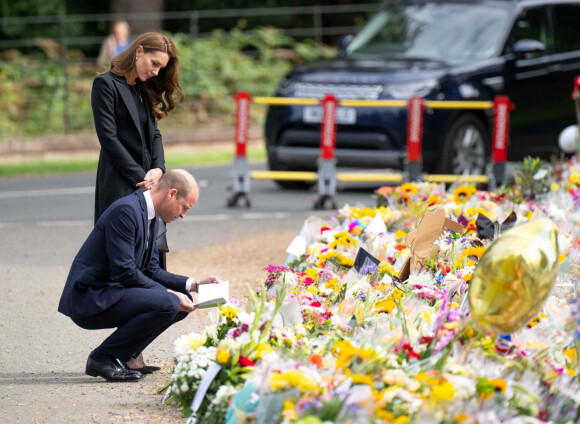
xmin=157 ymin=169 xmax=195 ymax=199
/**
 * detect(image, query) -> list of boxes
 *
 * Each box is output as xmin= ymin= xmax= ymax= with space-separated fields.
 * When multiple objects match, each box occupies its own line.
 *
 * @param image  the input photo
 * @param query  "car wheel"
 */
xmin=267 ymin=153 xmax=314 ymax=190
xmin=436 ymin=114 xmax=489 ymax=175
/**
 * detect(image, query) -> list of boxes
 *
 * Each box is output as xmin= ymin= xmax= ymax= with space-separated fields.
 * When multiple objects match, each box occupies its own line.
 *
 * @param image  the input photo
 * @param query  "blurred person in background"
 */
xmin=97 ymin=20 xmax=132 ymax=67
xmin=92 ymin=31 xmax=184 ymax=270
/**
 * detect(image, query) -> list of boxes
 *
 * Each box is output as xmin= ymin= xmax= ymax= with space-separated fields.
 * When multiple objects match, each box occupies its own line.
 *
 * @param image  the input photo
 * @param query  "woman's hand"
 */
xmin=136 ymin=168 xmax=163 ymax=191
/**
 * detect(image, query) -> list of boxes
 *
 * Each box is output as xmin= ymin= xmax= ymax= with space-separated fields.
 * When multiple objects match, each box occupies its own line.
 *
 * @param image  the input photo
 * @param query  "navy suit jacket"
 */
xmin=58 ymin=190 xmax=187 ymax=319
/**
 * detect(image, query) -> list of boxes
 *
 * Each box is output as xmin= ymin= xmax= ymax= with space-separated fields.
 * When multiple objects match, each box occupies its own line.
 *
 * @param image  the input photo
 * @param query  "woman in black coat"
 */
xmin=92 ymin=31 xmax=183 ymax=221
xmin=92 ymin=32 xmax=184 ymax=269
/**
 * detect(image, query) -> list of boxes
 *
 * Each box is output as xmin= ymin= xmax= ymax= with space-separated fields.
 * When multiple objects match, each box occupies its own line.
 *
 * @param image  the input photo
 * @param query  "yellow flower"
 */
xmin=325 ymin=277 xmax=338 ymax=290
xmin=349 ymin=373 xmax=374 ymax=386
xmin=342 ymin=257 xmax=355 ymax=267
xmin=319 ymin=251 xmax=353 ymax=268
xmin=456 ymin=246 xmax=486 ymax=268
xmin=569 ymin=171 xmax=579 ymax=184
xmin=431 ymin=382 xmax=455 ymax=401
xmin=395 ymin=230 xmax=407 ymax=240
xmin=375 ymin=298 xmax=396 ymax=314
xmin=252 ymin=343 xmax=274 ymax=360
xmin=282 ymin=401 xmax=297 ymax=420
xmin=220 ymin=304 xmax=241 ymax=320
xmin=454 ymin=185 xmax=477 ymax=203
xmin=490 ymin=378 xmax=507 ymax=394
xmin=443 ymin=321 xmax=459 ymax=330
xmin=375 ymin=411 xmax=410 ymax=424
xmin=358 ymin=347 xmax=376 ymax=361
xmin=426 ymin=195 xmax=441 ymax=205
xmin=399 ymin=183 xmax=419 ymax=198
xmin=393 ymin=288 xmax=405 ymax=301
xmin=564 ymin=347 xmax=577 ymax=363
xmin=305 ymin=267 xmax=319 ymax=281
xmin=216 ymin=347 xmax=230 ymax=364
xmin=378 ymin=261 xmax=396 ymax=277
xmin=270 ymin=370 xmax=316 ymax=393
xmin=551 ymin=183 xmax=559 ymax=191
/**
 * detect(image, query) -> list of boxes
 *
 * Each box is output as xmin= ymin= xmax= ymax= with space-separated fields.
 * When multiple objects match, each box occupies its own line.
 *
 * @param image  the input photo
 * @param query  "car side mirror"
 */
xmin=339 ymin=34 xmax=355 ymax=57
xmin=511 ymin=39 xmax=546 ymax=59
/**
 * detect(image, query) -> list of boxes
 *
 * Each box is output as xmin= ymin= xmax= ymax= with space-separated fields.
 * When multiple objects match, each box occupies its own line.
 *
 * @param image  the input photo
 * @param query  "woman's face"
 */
xmin=135 ymin=46 xmax=170 ymax=82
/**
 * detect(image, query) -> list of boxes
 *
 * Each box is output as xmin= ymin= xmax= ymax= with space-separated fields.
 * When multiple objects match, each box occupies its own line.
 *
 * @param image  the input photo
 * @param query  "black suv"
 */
xmin=264 ymin=0 xmax=580 ymax=185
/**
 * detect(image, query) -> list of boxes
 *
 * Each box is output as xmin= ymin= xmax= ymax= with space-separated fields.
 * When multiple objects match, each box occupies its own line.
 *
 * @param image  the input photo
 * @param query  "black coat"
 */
xmin=91 ymin=72 xmax=166 ymax=223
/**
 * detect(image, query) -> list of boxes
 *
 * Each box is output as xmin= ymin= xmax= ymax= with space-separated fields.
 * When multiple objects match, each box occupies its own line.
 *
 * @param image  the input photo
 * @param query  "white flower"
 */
xmin=180 ymin=382 xmax=189 ymax=393
xmin=237 ymin=332 xmax=251 ymax=345
xmin=204 ymin=325 xmax=218 ymax=341
xmin=174 ymin=332 xmax=207 ymax=356
xmin=237 ymin=311 xmax=254 ymax=325
xmin=213 ymin=384 xmax=237 ymax=403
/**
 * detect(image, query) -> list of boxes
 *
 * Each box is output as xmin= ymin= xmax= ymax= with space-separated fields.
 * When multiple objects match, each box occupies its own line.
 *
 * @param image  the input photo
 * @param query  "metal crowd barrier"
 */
xmin=227 ymin=92 xmax=513 ymax=209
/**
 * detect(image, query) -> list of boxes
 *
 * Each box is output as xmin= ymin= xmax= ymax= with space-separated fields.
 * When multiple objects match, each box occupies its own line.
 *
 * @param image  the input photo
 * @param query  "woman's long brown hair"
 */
xmin=108 ymin=32 xmax=184 ymax=120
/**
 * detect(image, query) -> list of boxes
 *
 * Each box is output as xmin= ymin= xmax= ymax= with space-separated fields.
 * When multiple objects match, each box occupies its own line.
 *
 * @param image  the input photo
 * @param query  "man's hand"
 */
xmin=200 ymin=276 xmax=220 ymax=285
xmin=167 ymin=289 xmax=197 ymax=313
xmin=191 ymin=276 xmax=221 ymax=292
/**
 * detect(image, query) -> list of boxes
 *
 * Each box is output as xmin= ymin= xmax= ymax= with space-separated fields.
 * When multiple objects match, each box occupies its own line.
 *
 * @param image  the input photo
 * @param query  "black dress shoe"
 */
xmin=85 ymin=357 xmax=143 ymax=382
xmin=127 ymin=365 xmax=161 ymax=374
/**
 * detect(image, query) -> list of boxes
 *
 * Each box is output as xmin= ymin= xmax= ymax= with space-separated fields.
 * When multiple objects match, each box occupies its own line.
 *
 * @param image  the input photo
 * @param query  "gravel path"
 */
xmin=0 ymin=218 xmax=302 ymax=423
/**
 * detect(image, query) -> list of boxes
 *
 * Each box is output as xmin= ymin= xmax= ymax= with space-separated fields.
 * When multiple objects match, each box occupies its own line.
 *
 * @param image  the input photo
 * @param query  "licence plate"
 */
xmin=303 ymin=106 xmax=357 ymax=125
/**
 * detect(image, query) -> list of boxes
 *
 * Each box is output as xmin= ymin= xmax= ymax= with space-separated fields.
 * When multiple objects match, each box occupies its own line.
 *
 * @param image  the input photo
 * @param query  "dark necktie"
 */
xmin=145 ymin=218 xmax=156 ymax=259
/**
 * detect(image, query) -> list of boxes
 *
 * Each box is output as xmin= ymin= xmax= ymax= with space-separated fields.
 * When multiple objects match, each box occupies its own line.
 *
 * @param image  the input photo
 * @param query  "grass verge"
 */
xmin=0 ymin=148 xmax=267 ymax=177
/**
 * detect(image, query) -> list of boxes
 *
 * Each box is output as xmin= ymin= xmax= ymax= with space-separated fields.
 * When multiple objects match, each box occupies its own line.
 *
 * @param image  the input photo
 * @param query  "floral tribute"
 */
xmin=161 ymin=156 xmax=580 ymax=424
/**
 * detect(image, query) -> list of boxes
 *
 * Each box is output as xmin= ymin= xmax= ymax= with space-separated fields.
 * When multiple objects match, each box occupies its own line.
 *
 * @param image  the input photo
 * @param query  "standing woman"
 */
xmin=92 ymin=31 xmax=184 ymax=268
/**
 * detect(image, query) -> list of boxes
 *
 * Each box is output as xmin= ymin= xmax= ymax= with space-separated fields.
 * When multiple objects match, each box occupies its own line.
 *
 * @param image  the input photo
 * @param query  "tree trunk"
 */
xmin=111 ymin=0 xmax=164 ymax=36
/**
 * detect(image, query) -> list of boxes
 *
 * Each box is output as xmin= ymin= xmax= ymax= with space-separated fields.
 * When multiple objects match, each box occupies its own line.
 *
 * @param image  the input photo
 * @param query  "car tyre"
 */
xmin=435 ymin=113 xmax=489 ymax=176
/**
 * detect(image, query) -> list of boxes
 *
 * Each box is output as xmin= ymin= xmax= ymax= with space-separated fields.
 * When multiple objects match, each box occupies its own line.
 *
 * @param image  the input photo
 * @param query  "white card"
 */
xmin=197 ymin=280 xmax=229 ymax=309
xmin=365 ymin=212 xmax=387 ymax=236
xmin=286 ymin=235 xmax=307 ymax=257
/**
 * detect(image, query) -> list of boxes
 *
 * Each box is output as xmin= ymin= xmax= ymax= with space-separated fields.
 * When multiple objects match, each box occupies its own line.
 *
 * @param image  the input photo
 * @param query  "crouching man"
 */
xmin=58 ymin=169 xmax=220 ymax=381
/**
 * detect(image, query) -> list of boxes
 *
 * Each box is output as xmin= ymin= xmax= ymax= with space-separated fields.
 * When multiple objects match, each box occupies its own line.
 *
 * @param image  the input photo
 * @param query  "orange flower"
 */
xmin=376 ymin=186 xmax=394 ymax=196
xmin=309 ymin=353 xmax=324 ymax=368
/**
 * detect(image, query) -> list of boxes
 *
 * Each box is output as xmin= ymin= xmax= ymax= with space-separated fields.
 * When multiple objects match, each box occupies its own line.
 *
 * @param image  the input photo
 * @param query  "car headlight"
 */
xmin=384 ymin=79 xmax=439 ymax=99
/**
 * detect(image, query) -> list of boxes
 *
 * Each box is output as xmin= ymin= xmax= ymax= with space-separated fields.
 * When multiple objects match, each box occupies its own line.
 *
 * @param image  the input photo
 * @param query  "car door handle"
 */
xmin=549 ymin=63 xmax=562 ymax=72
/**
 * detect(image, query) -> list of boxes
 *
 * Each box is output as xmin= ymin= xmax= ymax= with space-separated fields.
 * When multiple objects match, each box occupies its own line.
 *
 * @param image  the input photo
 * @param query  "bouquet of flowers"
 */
xmin=163 ymin=155 xmax=580 ymax=423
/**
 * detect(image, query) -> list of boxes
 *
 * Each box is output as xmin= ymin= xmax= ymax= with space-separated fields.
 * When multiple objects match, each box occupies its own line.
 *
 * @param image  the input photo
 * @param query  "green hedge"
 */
xmin=0 ymin=27 xmax=336 ymax=139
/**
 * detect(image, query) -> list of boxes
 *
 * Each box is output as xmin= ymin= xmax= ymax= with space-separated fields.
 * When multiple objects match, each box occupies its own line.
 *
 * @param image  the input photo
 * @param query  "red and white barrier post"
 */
xmin=227 ymin=91 xmax=252 ymax=207
xmin=405 ymin=96 xmax=424 ymax=181
xmin=314 ymin=94 xmax=338 ymax=210
xmin=491 ymin=96 xmax=513 ymax=189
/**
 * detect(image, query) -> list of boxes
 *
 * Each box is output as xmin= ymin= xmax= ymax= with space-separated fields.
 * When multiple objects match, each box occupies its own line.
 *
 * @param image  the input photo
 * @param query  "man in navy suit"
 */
xmin=58 ymin=169 xmax=219 ymax=382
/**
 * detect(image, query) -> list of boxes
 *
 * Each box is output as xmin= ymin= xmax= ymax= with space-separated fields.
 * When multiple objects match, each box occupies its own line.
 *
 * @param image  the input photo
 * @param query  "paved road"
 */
xmin=0 ymin=163 xmax=379 ymax=225
xmin=0 ymin=163 xmax=381 ymax=423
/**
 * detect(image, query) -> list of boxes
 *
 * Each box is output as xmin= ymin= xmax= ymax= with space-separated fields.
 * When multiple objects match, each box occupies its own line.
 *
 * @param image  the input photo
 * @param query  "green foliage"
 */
xmin=0 ymin=27 xmax=336 ymax=139
xmin=513 ymin=156 xmax=554 ymax=200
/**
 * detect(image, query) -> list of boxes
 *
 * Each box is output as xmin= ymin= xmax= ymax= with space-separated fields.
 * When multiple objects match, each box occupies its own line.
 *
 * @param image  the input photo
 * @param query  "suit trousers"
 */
xmin=73 ymin=287 xmax=190 ymax=362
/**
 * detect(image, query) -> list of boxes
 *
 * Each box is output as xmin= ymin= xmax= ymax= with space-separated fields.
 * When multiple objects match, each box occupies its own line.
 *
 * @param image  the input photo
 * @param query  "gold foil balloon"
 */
xmin=468 ymin=218 xmax=559 ymax=334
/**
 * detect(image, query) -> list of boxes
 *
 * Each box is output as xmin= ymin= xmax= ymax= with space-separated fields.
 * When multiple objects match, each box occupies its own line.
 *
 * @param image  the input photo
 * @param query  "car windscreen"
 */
xmin=346 ymin=3 xmax=511 ymax=61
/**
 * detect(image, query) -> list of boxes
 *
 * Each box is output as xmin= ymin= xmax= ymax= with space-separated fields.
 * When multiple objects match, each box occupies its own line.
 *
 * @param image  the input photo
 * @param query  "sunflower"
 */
xmin=329 ymin=231 xmax=359 ymax=250
xmin=456 ymin=246 xmax=487 ymax=268
xmin=399 ymin=182 xmax=419 ymax=199
xmin=454 ymin=185 xmax=477 ymax=204
xmin=319 ymin=251 xmax=354 ymax=268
